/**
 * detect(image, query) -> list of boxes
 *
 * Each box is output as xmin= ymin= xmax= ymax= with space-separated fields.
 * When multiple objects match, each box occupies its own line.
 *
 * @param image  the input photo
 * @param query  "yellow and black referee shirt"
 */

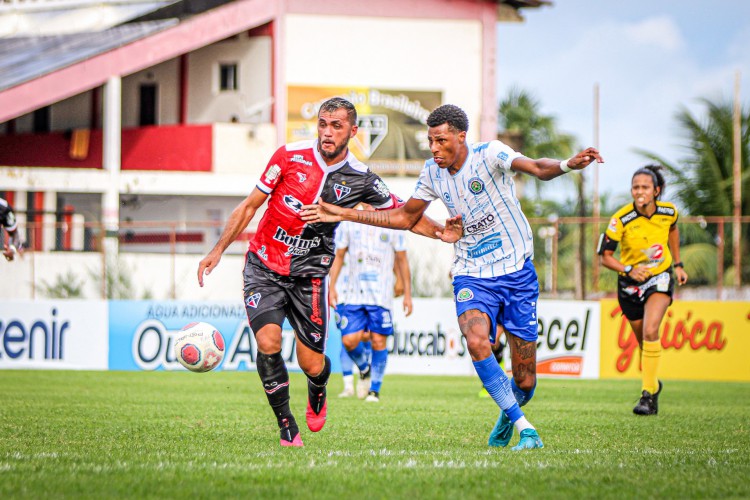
xmin=603 ymin=201 xmax=679 ymax=275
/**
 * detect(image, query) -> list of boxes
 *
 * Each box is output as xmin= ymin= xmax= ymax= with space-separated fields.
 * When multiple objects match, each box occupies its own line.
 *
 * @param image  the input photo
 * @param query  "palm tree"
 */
xmin=636 ymin=97 xmax=750 ymax=282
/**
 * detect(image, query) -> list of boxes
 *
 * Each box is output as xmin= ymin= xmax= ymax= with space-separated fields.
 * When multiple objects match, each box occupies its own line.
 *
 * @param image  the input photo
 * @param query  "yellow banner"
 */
xmin=286 ymin=86 xmax=442 ymax=174
xmin=600 ymin=299 xmax=750 ymax=381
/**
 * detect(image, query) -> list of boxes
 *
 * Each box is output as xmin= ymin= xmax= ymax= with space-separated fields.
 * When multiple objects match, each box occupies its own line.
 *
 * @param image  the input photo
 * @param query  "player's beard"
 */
xmin=318 ymin=139 xmax=349 ymax=160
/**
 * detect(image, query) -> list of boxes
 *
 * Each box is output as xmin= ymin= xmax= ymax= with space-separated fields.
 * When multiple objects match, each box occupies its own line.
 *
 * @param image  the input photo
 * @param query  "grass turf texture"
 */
xmin=1 ymin=371 xmax=748 ymax=499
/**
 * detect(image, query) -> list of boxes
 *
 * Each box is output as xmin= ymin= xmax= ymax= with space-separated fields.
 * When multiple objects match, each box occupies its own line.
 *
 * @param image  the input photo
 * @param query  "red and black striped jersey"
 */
xmin=250 ymin=139 xmax=401 ymax=277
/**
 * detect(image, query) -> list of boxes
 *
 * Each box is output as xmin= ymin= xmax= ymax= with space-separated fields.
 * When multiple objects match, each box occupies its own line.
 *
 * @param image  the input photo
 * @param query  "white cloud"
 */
xmin=623 ymin=16 xmax=685 ymax=52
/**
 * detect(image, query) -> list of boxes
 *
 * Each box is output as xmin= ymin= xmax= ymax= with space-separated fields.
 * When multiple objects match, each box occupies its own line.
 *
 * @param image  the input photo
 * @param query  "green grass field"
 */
xmin=1 ymin=371 xmax=748 ymax=499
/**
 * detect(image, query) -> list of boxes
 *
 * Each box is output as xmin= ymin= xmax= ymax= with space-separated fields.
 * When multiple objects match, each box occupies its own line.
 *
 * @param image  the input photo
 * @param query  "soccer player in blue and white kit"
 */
xmin=302 ymin=104 xmax=603 ymax=450
xmin=330 ymin=206 xmax=413 ymax=402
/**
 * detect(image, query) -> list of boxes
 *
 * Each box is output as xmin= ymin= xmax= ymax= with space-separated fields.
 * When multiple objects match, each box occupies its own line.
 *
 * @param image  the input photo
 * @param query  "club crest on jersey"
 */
xmin=333 ymin=183 xmax=352 ymax=200
xmin=283 ymin=194 xmax=303 ymax=213
xmin=245 ymin=292 xmax=261 ymax=308
xmin=379 ymin=233 xmax=389 ymax=242
xmin=353 ymin=114 xmax=388 ymax=158
xmin=457 ymin=288 xmax=474 ymax=302
xmin=297 ymin=172 xmax=307 ymax=182
xmin=321 ymin=255 xmax=332 ymax=265
xmin=468 ymin=177 xmax=485 ymax=194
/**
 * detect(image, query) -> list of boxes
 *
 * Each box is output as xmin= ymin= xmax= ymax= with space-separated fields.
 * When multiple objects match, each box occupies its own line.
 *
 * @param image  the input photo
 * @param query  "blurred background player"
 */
xmin=329 ymin=202 xmax=413 ymax=402
xmin=599 ymin=164 xmax=688 ymax=416
xmin=1 ymin=196 xmax=24 ymax=262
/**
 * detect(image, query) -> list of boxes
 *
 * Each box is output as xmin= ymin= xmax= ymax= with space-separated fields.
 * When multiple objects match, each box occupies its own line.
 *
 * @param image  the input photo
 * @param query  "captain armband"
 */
xmin=597 ymin=233 xmax=618 ymax=255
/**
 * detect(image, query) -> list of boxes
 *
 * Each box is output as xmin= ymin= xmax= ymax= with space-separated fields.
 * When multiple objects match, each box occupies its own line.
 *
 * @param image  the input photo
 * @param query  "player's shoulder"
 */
xmin=655 ymin=200 xmax=677 ymax=217
xmin=608 ymin=203 xmax=639 ymax=229
xmin=284 ymin=139 xmax=316 ymax=152
xmin=346 ymin=152 xmax=370 ymax=174
xmin=611 ymin=202 xmax=637 ymax=219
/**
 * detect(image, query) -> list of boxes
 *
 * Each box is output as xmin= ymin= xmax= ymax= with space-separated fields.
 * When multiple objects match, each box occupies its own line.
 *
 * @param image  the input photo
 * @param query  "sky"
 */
xmin=495 ymin=0 xmax=750 ymax=206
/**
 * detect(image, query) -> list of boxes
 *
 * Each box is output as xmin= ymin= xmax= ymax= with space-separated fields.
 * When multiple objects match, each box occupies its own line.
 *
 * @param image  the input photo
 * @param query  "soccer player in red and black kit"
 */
xmin=198 ymin=97 xmax=461 ymax=447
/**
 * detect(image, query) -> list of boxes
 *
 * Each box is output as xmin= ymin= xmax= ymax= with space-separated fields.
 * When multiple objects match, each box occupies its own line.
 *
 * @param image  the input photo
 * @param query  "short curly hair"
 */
xmin=426 ymin=104 xmax=469 ymax=133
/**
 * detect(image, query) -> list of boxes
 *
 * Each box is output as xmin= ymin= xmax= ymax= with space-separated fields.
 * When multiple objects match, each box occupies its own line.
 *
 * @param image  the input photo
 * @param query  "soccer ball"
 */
xmin=174 ymin=322 xmax=225 ymax=372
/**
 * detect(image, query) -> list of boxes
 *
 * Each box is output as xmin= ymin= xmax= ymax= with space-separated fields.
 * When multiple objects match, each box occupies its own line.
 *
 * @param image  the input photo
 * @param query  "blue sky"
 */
xmin=496 ymin=0 xmax=750 ymax=205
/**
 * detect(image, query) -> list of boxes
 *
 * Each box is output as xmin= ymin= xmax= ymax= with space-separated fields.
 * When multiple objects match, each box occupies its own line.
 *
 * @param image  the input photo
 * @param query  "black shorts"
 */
xmin=243 ymin=253 xmax=328 ymax=353
xmin=617 ymin=269 xmax=675 ymax=321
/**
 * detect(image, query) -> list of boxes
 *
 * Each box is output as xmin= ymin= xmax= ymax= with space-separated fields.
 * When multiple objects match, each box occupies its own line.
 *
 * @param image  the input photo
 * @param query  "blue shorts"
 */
xmin=336 ymin=304 xmax=394 ymax=336
xmin=453 ymin=258 xmax=539 ymax=343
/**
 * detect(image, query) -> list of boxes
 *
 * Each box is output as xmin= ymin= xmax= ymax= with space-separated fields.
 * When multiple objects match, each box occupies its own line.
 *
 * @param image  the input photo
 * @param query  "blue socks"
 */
xmin=370 ymin=348 xmax=388 ymax=393
xmin=511 ymin=378 xmax=536 ymax=407
xmin=473 ymin=356 xmax=523 ymax=423
xmin=347 ymin=342 xmax=370 ymax=372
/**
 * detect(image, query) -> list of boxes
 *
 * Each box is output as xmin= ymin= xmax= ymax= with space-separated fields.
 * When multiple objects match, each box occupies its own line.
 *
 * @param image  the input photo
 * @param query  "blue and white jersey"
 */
xmin=334 ymin=221 xmax=406 ymax=308
xmin=413 ymin=140 xmax=533 ymax=278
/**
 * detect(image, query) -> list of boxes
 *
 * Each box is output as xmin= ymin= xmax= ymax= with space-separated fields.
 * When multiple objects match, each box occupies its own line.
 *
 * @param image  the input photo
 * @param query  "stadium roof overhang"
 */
xmin=0 ymin=0 xmax=277 ymax=123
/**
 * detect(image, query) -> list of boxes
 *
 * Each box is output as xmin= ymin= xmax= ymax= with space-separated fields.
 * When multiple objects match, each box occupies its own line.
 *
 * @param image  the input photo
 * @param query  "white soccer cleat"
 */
xmin=338 ymin=387 xmax=355 ymax=398
xmin=357 ymin=366 xmax=371 ymax=400
xmin=365 ymin=391 xmax=380 ymax=403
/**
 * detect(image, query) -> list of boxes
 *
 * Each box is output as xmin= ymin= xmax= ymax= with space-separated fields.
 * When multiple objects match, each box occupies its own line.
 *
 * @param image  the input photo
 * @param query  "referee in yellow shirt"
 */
xmin=598 ymin=165 xmax=688 ymax=415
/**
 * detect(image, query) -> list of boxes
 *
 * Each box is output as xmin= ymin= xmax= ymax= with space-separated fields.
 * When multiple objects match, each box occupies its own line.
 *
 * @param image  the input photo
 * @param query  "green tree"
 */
xmin=498 ymin=87 xmax=577 ymax=201
xmin=636 ymin=98 xmax=750 ymax=282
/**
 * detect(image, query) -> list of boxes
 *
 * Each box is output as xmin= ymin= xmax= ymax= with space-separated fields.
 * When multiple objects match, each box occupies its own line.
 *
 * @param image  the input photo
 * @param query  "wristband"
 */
xmin=559 ymin=159 xmax=572 ymax=173
xmin=673 ymin=262 xmax=684 ymax=268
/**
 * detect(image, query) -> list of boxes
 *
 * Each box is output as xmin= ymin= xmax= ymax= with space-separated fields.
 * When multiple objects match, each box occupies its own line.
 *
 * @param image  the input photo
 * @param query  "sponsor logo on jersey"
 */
xmin=297 ymin=172 xmax=307 ymax=182
xmin=273 ymin=227 xmax=321 ymax=256
xmin=465 ymin=213 xmax=497 ymax=235
xmin=353 ymin=114 xmax=388 ymax=158
xmin=643 ymin=243 xmax=665 ymax=265
xmin=257 ymin=245 xmax=268 ymax=260
xmin=359 ymin=271 xmax=379 ymax=282
xmin=373 ymin=178 xmax=390 ymax=198
xmin=283 ymin=194 xmax=304 ymax=213
xmin=468 ymin=177 xmax=485 ymax=194
xmin=443 ymin=191 xmax=455 ymax=208
xmin=608 ymin=217 xmax=618 ymax=233
xmin=620 ymin=210 xmax=638 ymax=226
xmin=456 ymin=288 xmax=474 ymax=302
xmin=291 ymin=154 xmax=313 ymax=166
xmin=321 ymin=255 xmax=332 ymax=265
xmin=264 ymin=164 xmax=281 ymax=184
xmin=656 ymin=205 xmax=675 ymax=216
xmin=334 ymin=183 xmax=352 ymax=200
xmin=498 ymin=151 xmax=509 ymax=162
xmin=466 ymin=233 xmax=504 ymax=258
xmin=245 ymin=292 xmax=261 ymax=308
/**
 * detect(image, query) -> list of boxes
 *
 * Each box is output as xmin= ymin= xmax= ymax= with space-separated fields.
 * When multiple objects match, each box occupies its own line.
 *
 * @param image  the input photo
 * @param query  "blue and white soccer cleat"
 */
xmin=511 ymin=429 xmax=544 ymax=451
xmin=488 ymin=410 xmax=514 ymax=447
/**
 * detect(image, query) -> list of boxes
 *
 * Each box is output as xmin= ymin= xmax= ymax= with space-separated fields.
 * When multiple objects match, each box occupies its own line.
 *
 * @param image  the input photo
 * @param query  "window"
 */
xmin=219 ymin=63 xmax=238 ymax=91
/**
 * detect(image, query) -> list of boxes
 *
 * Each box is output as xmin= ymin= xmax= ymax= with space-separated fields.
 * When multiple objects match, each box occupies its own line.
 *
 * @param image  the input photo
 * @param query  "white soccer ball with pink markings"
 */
xmin=174 ymin=322 xmax=225 ymax=372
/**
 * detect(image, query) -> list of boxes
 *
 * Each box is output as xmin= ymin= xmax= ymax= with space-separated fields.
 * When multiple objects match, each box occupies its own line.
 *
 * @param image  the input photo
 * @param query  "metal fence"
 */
xmin=4 ymin=217 xmax=749 ymax=301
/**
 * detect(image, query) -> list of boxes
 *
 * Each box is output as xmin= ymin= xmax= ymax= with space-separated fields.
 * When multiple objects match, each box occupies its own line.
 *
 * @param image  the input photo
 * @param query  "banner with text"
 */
xmin=0 ymin=300 xmax=108 ymax=370
xmin=599 ymin=299 xmax=750 ymax=381
xmin=108 ymin=301 xmax=343 ymax=372
xmin=287 ymin=86 xmax=442 ymax=175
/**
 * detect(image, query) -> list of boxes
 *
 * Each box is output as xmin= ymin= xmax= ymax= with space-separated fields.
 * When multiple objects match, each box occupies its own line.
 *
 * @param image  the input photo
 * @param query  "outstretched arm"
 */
xmin=511 ymin=147 xmax=604 ymax=181
xmin=198 ymin=188 xmax=268 ymax=286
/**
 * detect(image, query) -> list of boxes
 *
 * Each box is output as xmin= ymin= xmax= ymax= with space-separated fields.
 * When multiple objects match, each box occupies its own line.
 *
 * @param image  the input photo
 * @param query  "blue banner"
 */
xmin=108 ymin=301 xmax=342 ymax=372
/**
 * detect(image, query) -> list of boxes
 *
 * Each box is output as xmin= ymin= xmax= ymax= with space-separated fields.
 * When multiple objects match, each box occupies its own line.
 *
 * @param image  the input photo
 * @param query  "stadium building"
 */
xmin=0 ymin=0 xmax=546 ymax=298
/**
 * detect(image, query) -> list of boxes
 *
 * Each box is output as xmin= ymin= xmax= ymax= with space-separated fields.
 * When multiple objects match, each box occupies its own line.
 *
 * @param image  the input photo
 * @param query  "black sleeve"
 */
xmin=361 ymin=171 xmax=398 ymax=209
xmin=597 ymin=233 xmax=618 ymax=255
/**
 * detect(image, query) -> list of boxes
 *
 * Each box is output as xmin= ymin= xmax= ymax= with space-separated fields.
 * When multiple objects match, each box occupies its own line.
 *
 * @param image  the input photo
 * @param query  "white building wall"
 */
xmin=51 ymin=92 xmax=91 ymax=131
xmin=188 ymin=35 xmax=273 ymax=125
xmin=285 ymin=14 xmax=483 ymax=142
xmin=122 ymin=57 xmax=180 ymax=128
